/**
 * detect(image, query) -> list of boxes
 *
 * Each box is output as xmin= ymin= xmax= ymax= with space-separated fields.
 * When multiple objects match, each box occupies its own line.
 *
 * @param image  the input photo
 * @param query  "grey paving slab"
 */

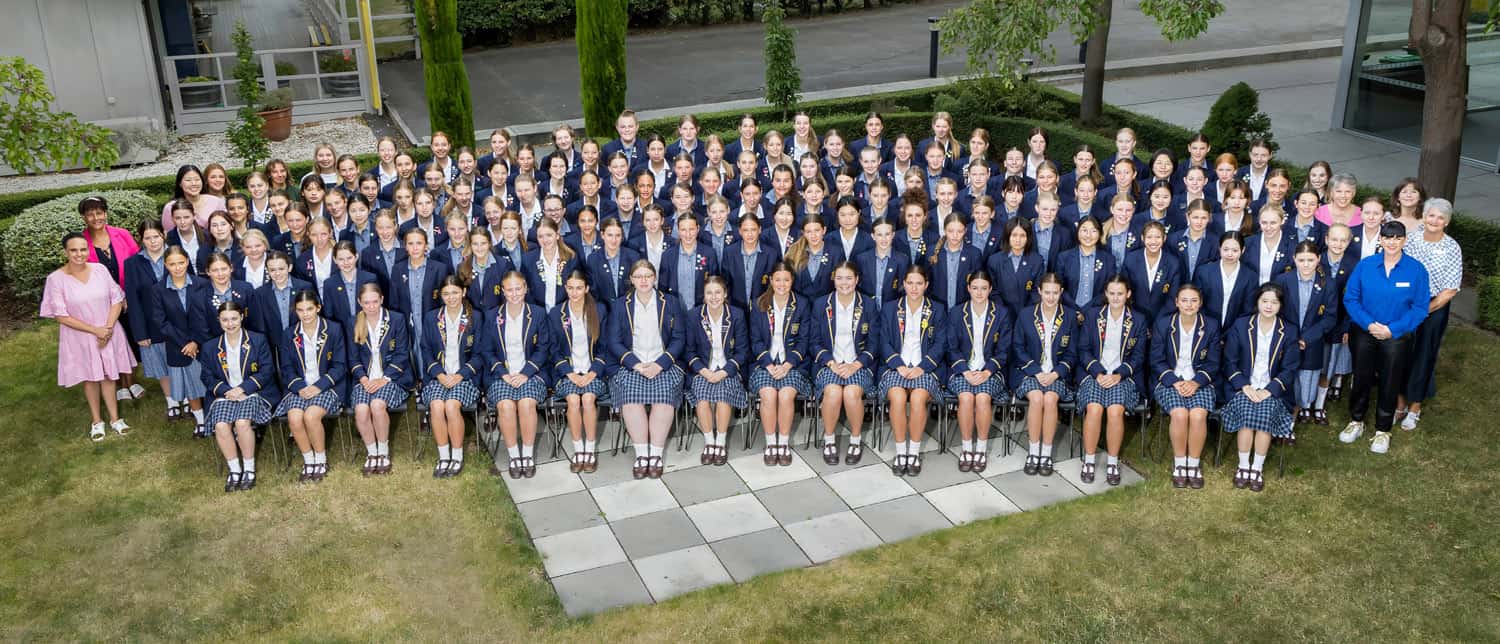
xmin=978 ymin=447 xmax=1032 ymax=477
xmin=784 ymin=511 xmax=883 ymax=564
xmin=516 ymin=489 xmax=605 ymax=539
xmin=710 ymin=527 xmax=812 ymax=583
xmin=579 ymin=450 xmax=643 ymax=489
xmin=684 ymin=493 xmax=780 ymax=543
xmin=633 ymin=544 xmax=734 ymax=602
xmin=754 ymin=477 xmax=851 ymax=525
xmin=502 ymin=459 xmax=584 ymax=503
xmin=552 ymin=561 xmax=654 ymax=617
xmin=1054 ymin=454 xmax=1147 ymax=495
xmin=591 ymin=478 xmax=679 ymax=522
xmin=534 ymin=524 xmax=628 ymax=578
xmin=989 ymin=470 xmax=1087 ymax=512
xmin=821 ymin=463 xmax=917 ymax=509
xmin=901 ymin=451 xmax=982 ymax=493
xmin=662 ymin=461 xmax=750 ymax=507
xmin=728 ymin=449 xmax=818 ymax=490
xmin=923 ymin=479 xmax=1024 ymax=525
xmin=854 ymin=494 xmax=953 ymax=543
xmin=609 ymin=507 xmax=705 ymax=560
xmin=790 ymin=436 xmax=864 ymax=475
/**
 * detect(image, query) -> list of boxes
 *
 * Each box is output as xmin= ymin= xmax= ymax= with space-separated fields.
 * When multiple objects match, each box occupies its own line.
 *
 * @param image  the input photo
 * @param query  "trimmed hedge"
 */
xmin=1478 ymin=276 xmax=1500 ymax=332
xmin=1 ymin=190 xmax=158 ymax=298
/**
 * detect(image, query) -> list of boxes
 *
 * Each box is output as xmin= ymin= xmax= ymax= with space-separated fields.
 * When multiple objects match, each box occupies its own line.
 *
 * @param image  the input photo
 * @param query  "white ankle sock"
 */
xmin=850 ymin=434 xmax=862 ymax=445
xmin=1251 ymin=453 xmax=1266 ymax=471
xmin=227 ymin=459 xmax=243 ymax=473
xmin=1174 ymin=456 xmax=1188 ymax=468
xmin=1186 ymin=456 xmax=1200 ymax=468
xmin=907 ymin=440 xmax=921 ymax=455
xmin=191 ymin=408 xmax=205 ymax=423
xmin=895 ymin=441 xmax=908 ymax=456
xmin=1237 ymin=451 xmax=1251 ymax=469
xmin=1028 ymin=442 xmax=1040 ymax=457
xmin=376 ymin=442 xmax=388 ymax=457
xmin=438 ymin=445 xmax=451 ymax=461
xmin=314 ymin=452 xmax=326 ymax=465
xmin=976 ymin=439 xmax=988 ymax=453
xmin=243 ymin=458 xmax=255 ymax=472
xmin=451 ymin=447 xmax=464 ymax=462
xmin=572 ymin=440 xmax=584 ymax=454
xmin=633 ymin=443 xmax=649 ymax=458
xmin=508 ymin=445 xmax=521 ymax=459
xmin=365 ymin=442 xmax=378 ymax=457
xmin=1040 ymin=443 xmax=1052 ymax=458
xmin=1106 ymin=454 xmax=1119 ymax=466
xmin=583 ymin=439 xmax=595 ymax=453
xmin=519 ymin=444 xmax=532 ymax=459
xmin=165 ymin=396 xmax=178 ymax=408
xmin=301 ymin=451 xmax=314 ymax=465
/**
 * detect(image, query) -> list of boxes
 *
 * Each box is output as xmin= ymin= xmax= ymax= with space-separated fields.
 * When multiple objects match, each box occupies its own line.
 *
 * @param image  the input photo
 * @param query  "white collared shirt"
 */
xmin=1258 ymin=237 xmax=1277 ymax=285
xmin=968 ymin=304 xmax=987 ymax=371
xmin=1250 ymin=321 xmax=1274 ymax=389
xmin=503 ymin=309 xmax=525 ymax=375
xmin=1100 ymin=309 xmax=1125 ymax=372
xmin=312 ymin=249 xmax=333 ymax=285
xmin=707 ymin=311 xmax=727 ymax=370
xmin=300 ymin=326 xmax=321 ymax=384
xmin=833 ymin=297 xmax=857 ymax=363
xmin=568 ymin=308 xmax=591 ymax=373
xmin=1174 ymin=319 xmax=1197 ymax=380
xmin=769 ymin=300 xmax=788 ymax=362
xmin=367 ymin=315 xmax=385 ymax=380
xmin=900 ymin=303 xmax=923 ymax=367
xmin=241 ymin=260 xmax=266 ymax=289
xmin=1039 ymin=308 xmax=1059 ymax=373
xmin=442 ymin=310 xmax=463 ymax=375
xmin=1220 ymin=264 xmax=1239 ymax=323
xmin=632 ymin=294 xmax=665 ymax=363
xmin=225 ymin=334 xmax=245 ymax=388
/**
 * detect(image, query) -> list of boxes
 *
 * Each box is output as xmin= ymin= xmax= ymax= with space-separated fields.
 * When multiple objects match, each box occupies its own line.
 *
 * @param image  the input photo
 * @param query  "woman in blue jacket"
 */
xmin=947 ymin=270 xmax=1011 ymax=474
xmin=878 ymin=264 xmax=946 ymax=477
xmin=607 ymin=259 xmax=686 ymax=480
xmin=810 ymin=261 xmax=878 ymax=466
xmin=1075 ymin=276 xmax=1148 ymax=486
xmin=478 ymin=271 xmax=551 ymax=479
xmin=1012 ymin=273 xmax=1078 ymax=477
xmin=550 ymin=269 xmax=611 ymax=474
xmin=421 ymin=275 xmax=482 ymax=479
xmin=349 ymin=284 xmax=410 ymax=477
xmin=1222 ymin=283 xmax=1302 ymax=492
xmin=1151 ymin=284 xmax=1220 ymax=490
xmin=748 ymin=263 xmax=812 ymax=466
xmin=686 ymin=276 xmax=750 ymax=466
xmin=277 ymin=289 xmax=347 ymax=484
xmin=198 ymin=301 xmax=277 ymax=492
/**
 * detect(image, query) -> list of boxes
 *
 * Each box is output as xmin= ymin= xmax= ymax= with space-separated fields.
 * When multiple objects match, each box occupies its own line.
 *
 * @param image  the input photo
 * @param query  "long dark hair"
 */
xmin=563 ymin=269 xmax=601 ymax=341
xmin=173 ymin=164 xmax=206 ymax=201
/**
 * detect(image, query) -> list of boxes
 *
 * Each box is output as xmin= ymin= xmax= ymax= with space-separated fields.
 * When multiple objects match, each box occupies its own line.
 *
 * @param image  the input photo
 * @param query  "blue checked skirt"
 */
xmin=139 ymin=343 xmax=169 ymax=379
xmin=945 ymin=372 xmax=1005 ymax=398
xmin=488 ymin=377 xmax=547 ymax=402
xmin=1077 ymin=377 xmax=1139 ymax=409
xmin=688 ymin=375 xmax=749 ymax=409
xmin=351 ymin=381 xmax=409 ymax=409
xmin=1015 ymin=375 xmax=1074 ymax=401
xmin=422 ymin=379 xmax=480 ymax=407
xmin=749 ymin=367 xmax=812 ymax=398
xmin=1153 ymin=382 xmax=1215 ymax=412
xmin=276 ymin=388 xmax=342 ymax=415
xmin=610 ymin=366 xmax=684 ymax=406
xmin=1222 ymin=391 xmax=1294 ymax=437
xmin=207 ymin=394 xmax=273 ymax=427
xmin=813 ymin=367 xmax=873 ymax=400
xmin=168 ymin=361 xmax=206 ymax=401
xmin=1323 ymin=342 xmax=1352 ymax=376
xmin=878 ymin=370 xmax=942 ymax=400
xmin=555 ymin=376 xmax=609 ymax=398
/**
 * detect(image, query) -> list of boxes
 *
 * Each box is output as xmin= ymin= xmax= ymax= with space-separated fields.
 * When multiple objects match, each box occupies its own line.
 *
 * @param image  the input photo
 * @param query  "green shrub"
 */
xmin=577 ymin=0 xmax=628 ymax=139
xmin=762 ymin=3 xmax=802 ymax=120
xmin=934 ymin=77 xmax=1068 ymax=124
xmin=1200 ymin=81 xmax=1277 ymax=161
xmin=1 ymin=190 xmax=157 ymax=297
xmin=1478 ymin=276 xmax=1500 ymax=333
xmin=416 ymin=0 xmax=476 ymax=149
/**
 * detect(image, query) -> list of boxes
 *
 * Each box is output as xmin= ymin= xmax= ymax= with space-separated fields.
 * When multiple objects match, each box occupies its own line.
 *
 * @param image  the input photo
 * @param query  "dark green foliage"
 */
xmin=577 ymin=0 xmax=628 ymax=139
xmin=225 ymin=22 xmax=268 ymax=167
xmin=1 ymin=190 xmax=157 ymax=296
xmin=933 ymin=77 xmax=1068 ymax=123
xmin=1200 ymin=81 xmax=1277 ymax=161
xmin=453 ymin=0 xmax=902 ymax=46
xmin=415 ymin=0 xmax=475 ymax=149
xmin=762 ymin=3 xmax=802 ymax=120
xmin=1451 ymin=213 xmax=1500 ymax=279
xmin=1478 ymin=276 xmax=1500 ymax=333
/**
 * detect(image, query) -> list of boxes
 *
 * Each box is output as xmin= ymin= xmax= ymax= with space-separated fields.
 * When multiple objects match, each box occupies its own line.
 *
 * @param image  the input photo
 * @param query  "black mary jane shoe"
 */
xmin=1081 ymin=462 xmax=1097 ymax=484
xmin=238 ymin=471 xmax=257 ymax=491
xmin=433 ymin=459 xmax=451 ymax=479
xmin=648 ymin=456 xmax=664 ymax=479
xmin=1171 ymin=466 xmax=1188 ymax=488
xmin=1038 ymin=457 xmax=1054 ymax=477
xmin=1232 ymin=468 xmax=1249 ymax=489
xmin=844 ymin=443 xmax=863 ymax=466
xmin=891 ymin=455 xmax=908 ymax=476
xmin=1023 ymin=455 xmax=1039 ymax=476
xmin=447 ymin=460 xmax=464 ymax=478
xmin=362 ymin=457 xmax=377 ymax=477
xmin=632 ymin=457 xmax=649 ymax=480
xmin=523 ymin=457 xmax=537 ymax=478
xmin=224 ymin=472 xmax=242 ymax=493
xmin=298 ymin=464 xmax=314 ymax=483
xmin=972 ymin=452 xmax=988 ymax=473
xmin=1105 ymin=464 xmax=1122 ymax=486
xmin=166 ymin=406 xmax=180 ymax=422
xmin=822 ymin=442 xmax=840 ymax=466
xmin=907 ymin=456 xmax=923 ymax=477
xmin=958 ymin=451 xmax=974 ymax=473
xmin=1189 ymin=466 xmax=1205 ymax=489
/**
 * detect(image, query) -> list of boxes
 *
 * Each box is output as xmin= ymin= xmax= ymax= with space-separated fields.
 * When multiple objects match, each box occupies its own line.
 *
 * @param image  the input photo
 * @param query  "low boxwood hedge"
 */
xmin=1 ymin=190 xmax=159 ymax=298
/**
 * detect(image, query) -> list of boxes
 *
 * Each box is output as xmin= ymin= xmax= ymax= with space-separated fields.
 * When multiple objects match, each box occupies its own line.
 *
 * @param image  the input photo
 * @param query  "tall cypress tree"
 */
xmin=414 ymin=0 xmax=475 ymax=149
xmin=577 ymin=0 xmax=628 ymax=139
xmin=763 ymin=3 xmax=801 ymax=121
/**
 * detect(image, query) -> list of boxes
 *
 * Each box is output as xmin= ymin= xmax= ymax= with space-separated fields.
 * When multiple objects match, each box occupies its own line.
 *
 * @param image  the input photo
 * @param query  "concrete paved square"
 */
xmin=784 ymin=511 xmax=884 ymax=564
xmin=854 ymin=495 xmax=953 ymax=543
xmin=610 ymin=508 xmax=705 ymax=560
xmin=923 ymin=479 xmax=1024 ymax=525
xmin=711 ymin=527 xmax=812 ymax=583
xmin=534 ymin=524 xmax=628 ymax=578
xmin=1055 ymin=454 xmax=1148 ymax=495
xmin=633 ymin=545 xmax=734 ymax=602
xmin=685 ymin=493 xmax=779 ymax=543
xmin=821 ymin=463 xmax=917 ymax=508
xmin=591 ymin=478 xmax=679 ymax=522
xmin=989 ymin=471 xmax=1087 ymax=511
xmin=516 ymin=490 xmax=604 ymax=539
xmin=754 ymin=477 xmax=850 ymax=525
xmin=729 ymin=450 xmax=817 ymax=490
xmin=551 ymin=561 xmax=653 ymax=617
xmin=502 ymin=460 xmax=583 ymax=503
xmin=662 ymin=463 xmax=750 ymax=507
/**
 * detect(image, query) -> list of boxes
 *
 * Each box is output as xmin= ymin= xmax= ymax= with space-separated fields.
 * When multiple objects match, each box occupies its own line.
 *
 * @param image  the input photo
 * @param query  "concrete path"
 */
xmin=377 ymin=0 xmax=1347 ymax=135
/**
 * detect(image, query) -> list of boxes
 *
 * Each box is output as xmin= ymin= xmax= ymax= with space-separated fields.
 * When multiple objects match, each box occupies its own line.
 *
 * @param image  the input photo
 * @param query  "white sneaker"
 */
xmin=89 ymin=422 xmax=106 ymax=442
xmin=115 ymin=388 xmax=131 ymax=401
xmin=1339 ymin=421 xmax=1365 ymax=444
xmin=128 ymin=384 xmax=146 ymax=399
xmin=1400 ymin=412 xmax=1420 ymax=431
xmin=1370 ymin=431 xmax=1391 ymax=454
xmin=110 ymin=418 xmax=131 ymax=436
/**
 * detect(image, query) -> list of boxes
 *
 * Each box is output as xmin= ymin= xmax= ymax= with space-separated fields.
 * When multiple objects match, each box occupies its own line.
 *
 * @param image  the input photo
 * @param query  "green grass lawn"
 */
xmin=1 ymin=320 xmax=1496 ymax=640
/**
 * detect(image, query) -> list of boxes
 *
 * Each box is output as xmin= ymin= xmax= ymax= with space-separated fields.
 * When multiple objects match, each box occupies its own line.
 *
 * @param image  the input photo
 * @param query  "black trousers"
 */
xmin=1348 ymin=327 xmax=1413 ymax=433
xmin=1404 ymin=304 xmax=1449 ymax=403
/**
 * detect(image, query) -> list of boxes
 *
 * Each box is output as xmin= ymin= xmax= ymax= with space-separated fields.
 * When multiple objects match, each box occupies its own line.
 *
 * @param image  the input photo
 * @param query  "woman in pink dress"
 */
xmin=79 ymin=195 xmax=145 ymax=402
xmin=40 ymin=233 xmax=137 ymax=441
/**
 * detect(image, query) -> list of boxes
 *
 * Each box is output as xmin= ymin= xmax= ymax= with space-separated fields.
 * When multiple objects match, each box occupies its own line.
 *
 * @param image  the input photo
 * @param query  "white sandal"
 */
xmin=110 ymin=419 xmax=131 ymax=436
xmin=89 ymin=422 xmax=106 ymax=442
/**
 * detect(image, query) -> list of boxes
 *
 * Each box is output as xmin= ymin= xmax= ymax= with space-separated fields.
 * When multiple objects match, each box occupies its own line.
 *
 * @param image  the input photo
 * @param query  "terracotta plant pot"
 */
xmin=258 ymin=107 xmax=292 ymax=142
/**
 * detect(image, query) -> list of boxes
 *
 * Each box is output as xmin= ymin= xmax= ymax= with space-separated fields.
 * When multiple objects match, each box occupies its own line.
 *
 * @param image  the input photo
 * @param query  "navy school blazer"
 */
xmin=1099 ymin=154 xmax=1147 ymax=188
xmin=657 ymin=242 xmax=720 ymax=310
xmin=390 ymin=258 xmax=451 ymax=333
xmin=927 ymin=243 xmax=984 ymax=308
xmin=188 ymin=280 xmax=255 ymax=344
xmin=877 ymin=296 xmax=947 ymax=378
xmin=1223 ymin=314 xmax=1301 ymax=410
xmin=724 ymin=138 xmax=767 ymax=164
xmin=760 ymin=227 xmax=802 ymax=260
xmin=853 ymin=249 xmax=910 ymax=310
xmin=198 ymin=330 xmax=280 ymax=404
xmin=563 ymin=230 xmax=606 ymax=263
xmin=520 ymin=249 xmax=582 ymax=311
xmin=1242 ymin=232 xmax=1299 ymax=283
xmin=476 ymin=302 xmax=552 ymax=387
xmin=123 ymin=253 xmax=165 ymax=344
xmin=789 ymin=243 xmax=846 ymax=301
xmin=964 ymin=223 xmax=1005 ymax=260
xmin=987 ymin=251 xmax=1045 ymax=315
xmin=1078 ymin=305 xmax=1149 ymax=392
xmin=1149 ymin=312 xmax=1221 ymax=389
xmin=1120 ymin=249 xmax=1183 ymax=324
xmin=420 ymin=307 xmax=482 ymax=381
xmin=247 ymin=278 xmax=314 ymax=355
xmin=809 ymin=292 xmax=878 ymax=368
xmin=461 ymin=257 xmax=511 ymax=312
xmin=685 ymin=304 xmax=750 ymax=381
xmin=1130 ymin=210 xmax=1188 ymax=239
xmin=893 ymin=227 xmax=938 ymax=268
xmin=151 ymin=278 xmax=203 ymax=368
xmin=824 ymin=229 xmax=875 ymax=263
xmin=319 ymin=270 xmax=380 ymax=344
xmin=1057 ymin=199 xmax=1108 ymax=228
xmin=358 ymin=241 xmax=407 ymax=294
xmin=277 ymin=317 xmax=347 ymax=396
xmin=946 ymin=298 xmax=1012 ymax=376
xmin=1010 ymin=302 xmax=1079 ymax=390
xmin=848 ymin=137 xmax=894 ymax=163
xmin=1055 ymin=247 xmax=1117 ymax=312
xmin=696 ymin=224 xmax=740 ymax=265
xmin=720 ymin=241 xmax=782 ymax=312
xmin=1167 ymin=229 xmax=1221 ymax=282
xmin=549 ymin=301 xmax=613 ymax=379
xmin=1321 ymin=251 xmax=1360 ymax=343
xmin=1273 ymin=271 xmax=1339 ymax=370
xmin=1284 ymin=217 xmax=1330 ymax=251
xmin=1031 ymin=221 xmax=1076 ymax=273
xmin=749 ymin=294 xmax=810 ymax=373
xmin=607 ymin=289 xmax=685 ymax=371
xmin=348 ymin=309 xmax=413 ymax=392
xmin=584 ymin=246 xmax=641 ymax=310
xmin=1193 ymin=261 xmax=1260 ymax=327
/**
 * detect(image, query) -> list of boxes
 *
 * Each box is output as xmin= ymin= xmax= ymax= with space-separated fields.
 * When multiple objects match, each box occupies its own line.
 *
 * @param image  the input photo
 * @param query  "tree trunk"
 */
xmin=1079 ymin=0 xmax=1112 ymax=125
xmin=1411 ymin=0 xmax=1467 ymax=200
xmin=744 ymin=0 xmax=756 ymax=21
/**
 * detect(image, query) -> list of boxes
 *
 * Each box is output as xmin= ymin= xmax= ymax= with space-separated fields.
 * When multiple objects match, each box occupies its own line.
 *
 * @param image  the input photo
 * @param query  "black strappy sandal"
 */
xmin=1105 ymin=463 xmax=1122 ymax=486
xmin=433 ymin=459 xmax=450 ymax=479
xmin=224 ymin=472 xmax=242 ymax=493
xmin=239 ymin=471 xmax=256 ymax=491
xmin=1038 ymin=457 xmax=1054 ymax=477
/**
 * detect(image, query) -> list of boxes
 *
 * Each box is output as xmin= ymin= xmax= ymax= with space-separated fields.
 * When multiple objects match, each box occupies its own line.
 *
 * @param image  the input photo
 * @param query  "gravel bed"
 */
xmin=0 ymin=117 xmax=382 ymax=194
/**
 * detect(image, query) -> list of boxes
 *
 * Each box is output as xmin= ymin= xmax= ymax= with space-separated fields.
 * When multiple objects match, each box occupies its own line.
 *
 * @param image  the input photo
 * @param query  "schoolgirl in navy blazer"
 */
xmin=892 ymin=226 xmax=937 ymax=268
xmin=853 ymin=246 xmax=910 ymax=310
xmin=420 ymin=305 xmax=482 ymax=382
xmin=1056 ymin=246 xmax=1116 ymax=311
xmin=1193 ymin=259 xmax=1259 ymax=326
xmin=1150 ymin=311 xmax=1221 ymax=390
xmin=350 ymin=309 xmax=413 ymax=392
xmin=476 ymin=301 xmax=551 ymax=387
xmin=686 ymin=303 xmax=750 ymax=383
xmin=188 ymin=277 xmax=255 ymax=344
xmin=200 ymin=328 xmax=279 ymax=404
xmin=1078 ymin=304 xmax=1149 ymax=392
xmin=124 ymin=251 xmax=166 ymax=352
xmin=1243 ymin=230 xmax=1298 ymax=283
xmin=521 ymin=247 xmax=582 ymax=310
xmin=749 ymin=292 xmax=810 ymax=375
xmin=987 ymin=249 xmax=1045 ymax=314
xmin=606 ymin=288 xmax=685 ymax=372
xmin=153 ymin=278 xmax=204 ymax=369
xmin=548 ymin=298 xmax=613 ymax=380
xmin=877 ymin=294 xmax=947 ymax=380
xmin=1167 ymin=228 xmax=1221 ymax=281
xmin=1223 ymin=314 xmax=1301 ymax=410
xmin=249 ymin=276 xmax=313 ymax=356
xmin=720 ymin=239 xmax=781 ymax=312
xmin=584 ymin=243 xmax=639 ymax=312
xmin=1009 ymin=301 xmax=1079 ymax=391
xmin=278 ymin=317 xmax=347 ymax=399
xmin=808 ymin=291 xmax=878 ymax=369
xmin=946 ymin=298 xmax=1012 ymax=378
xmin=1273 ymin=269 xmax=1338 ymax=371
xmin=927 ymin=240 xmax=984 ymax=309
xmin=1120 ymin=248 xmax=1183 ymax=324
xmin=320 ymin=268 xmax=380 ymax=348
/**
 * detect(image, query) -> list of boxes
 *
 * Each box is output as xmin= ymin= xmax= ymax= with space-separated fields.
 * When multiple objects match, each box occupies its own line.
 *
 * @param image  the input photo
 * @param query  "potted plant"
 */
xmin=179 ymin=75 xmax=222 ymax=109
xmin=257 ymin=88 xmax=294 ymax=141
xmin=318 ymin=51 xmax=362 ymax=98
